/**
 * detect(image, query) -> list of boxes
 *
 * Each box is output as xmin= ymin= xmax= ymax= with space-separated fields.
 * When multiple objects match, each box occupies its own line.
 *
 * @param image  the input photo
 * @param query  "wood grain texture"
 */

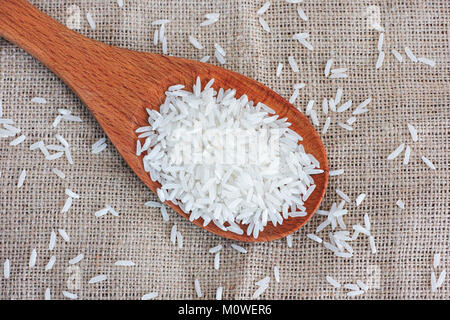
xmin=0 ymin=0 xmax=329 ymax=242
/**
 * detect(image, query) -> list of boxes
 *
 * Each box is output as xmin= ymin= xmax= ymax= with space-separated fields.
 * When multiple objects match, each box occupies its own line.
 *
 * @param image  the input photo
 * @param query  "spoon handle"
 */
xmin=0 ymin=0 xmax=99 ymax=81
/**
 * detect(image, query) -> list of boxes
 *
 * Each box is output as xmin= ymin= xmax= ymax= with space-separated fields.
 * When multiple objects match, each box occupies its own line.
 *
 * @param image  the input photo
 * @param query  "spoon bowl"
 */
xmin=0 ymin=0 xmax=328 ymax=242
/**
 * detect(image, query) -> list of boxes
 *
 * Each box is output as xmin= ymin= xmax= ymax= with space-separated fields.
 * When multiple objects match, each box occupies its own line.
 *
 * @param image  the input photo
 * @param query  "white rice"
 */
xmin=421 ymin=156 xmax=436 ymax=170
xmin=194 ymin=279 xmax=202 ymax=297
xmin=418 ymin=57 xmax=436 ymax=68
xmin=257 ymin=2 xmax=271 ymax=16
xmin=62 ymin=291 xmax=78 ymax=299
xmin=347 ymin=290 xmax=365 ymax=297
xmin=431 ymin=272 xmax=437 ymax=292
xmin=58 ymin=229 xmax=70 ymax=242
xmin=153 ymin=29 xmax=159 ymax=46
xmin=274 ymin=266 xmax=280 ymax=282
xmin=322 ymin=98 xmax=328 ymax=115
xmin=369 ymin=236 xmax=376 ymax=254
xmin=161 ymin=37 xmax=168 ymax=54
xmin=329 ymin=73 xmax=348 ymax=79
xmin=49 ymin=231 xmax=56 ymax=251
xmin=95 ymin=207 xmax=109 ymax=217
xmin=141 ymin=292 xmax=158 ymax=300
xmin=335 ymin=88 xmax=343 ymax=104
xmin=209 ymin=245 xmax=222 ymax=253
xmin=436 ymin=270 xmax=446 ymax=288
xmin=256 ymin=276 xmax=270 ymax=287
xmin=17 ymin=169 xmax=27 ymax=188
xmin=364 ymin=213 xmax=371 ymax=231
xmin=231 ymin=244 xmax=247 ymax=254
xmin=62 ymin=114 xmax=82 ymax=122
xmin=200 ymin=19 xmax=218 ymax=27
xmin=353 ymin=224 xmax=370 ymax=236
xmin=284 ymin=235 xmax=293 ymax=248
xmin=252 ymin=284 xmax=269 ymax=299
xmin=65 ymin=188 xmax=80 ymax=199
xmin=352 ymin=97 xmax=371 ymax=115
xmin=294 ymin=83 xmax=306 ymax=90
xmin=276 ymin=63 xmax=283 ymax=77
xmin=61 ymin=197 xmax=73 ymax=213
xmin=214 ymin=252 xmax=220 ymax=270
xmin=176 ymin=231 xmax=183 ymax=248
xmin=299 ymin=38 xmax=313 ymax=51
xmin=170 ymin=224 xmax=177 ymax=244
xmin=346 ymin=117 xmax=357 ymax=125
xmin=376 ymin=51 xmax=385 ymax=69
xmin=357 ymin=280 xmax=369 ymax=291
xmin=305 ymin=99 xmax=314 ymax=115
xmin=216 ymin=286 xmax=223 ymax=300
xmin=69 ymin=254 xmax=84 ymax=265
xmin=336 ymin=189 xmax=350 ymax=203
xmin=92 ymin=143 xmax=107 ymax=154
xmin=258 ymin=17 xmax=271 ymax=33
xmin=396 ymin=199 xmax=405 ymax=209
xmin=200 ymin=56 xmax=210 ymax=63
xmin=310 ymin=110 xmax=319 ymax=126
xmin=4 ymin=259 xmax=10 ymax=279
xmin=324 ymin=59 xmax=333 ymax=77
xmin=89 ymin=274 xmax=107 ymax=284
xmin=387 ymin=143 xmax=405 ymax=160
xmin=326 ymin=276 xmax=341 ymax=288
xmin=331 ymin=68 xmax=347 ymax=74
xmin=188 ymin=36 xmax=203 ymax=50
xmin=52 ymin=168 xmax=65 ymax=179
xmin=29 ymin=248 xmax=37 ymax=268
xmin=337 ymin=100 xmax=352 ymax=113
xmin=115 ymin=260 xmax=135 ymax=267
xmin=92 ymin=138 xmax=106 ymax=149
xmin=329 ymin=169 xmax=344 ymax=176
xmin=322 ymin=117 xmax=331 ymax=135
xmin=355 ymin=193 xmax=366 ymax=206
xmin=86 ymin=12 xmax=96 ymax=30
xmin=407 ymin=123 xmax=418 ymax=142
xmin=45 ymin=288 xmax=51 ymax=300
xmin=138 ymin=78 xmax=320 ymax=237
xmin=117 ymin=0 xmax=124 ymax=8
xmin=10 ymin=134 xmax=26 ymax=146
xmin=344 ymin=283 xmax=360 ymax=291
xmin=45 ymin=256 xmax=56 ymax=271
xmin=289 ymin=89 xmax=299 ymax=104
xmin=433 ymin=253 xmax=441 ymax=269
xmin=152 ymin=19 xmax=170 ymax=25
xmin=160 ymin=204 xmax=169 ymax=222
xmin=404 ymin=46 xmax=418 ymax=62
xmin=46 ymin=152 xmax=64 ymax=161
xmin=144 ymin=200 xmax=161 ymax=208
xmin=31 ymin=97 xmax=46 ymax=104
xmin=392 ymin=49 xmax=404 ymax=62
xmin=338 ymin=122 xmax=353 ymax=131
xmin=307 ymin=233 xmax=322 ymax=243
xmin=214 ymin=43 xmax=226 ymax=57
xmin=297 ymin=7 xmax=308 ymax=21
xmin=377 ymin=33 xmax=384 ymax=52
xmin=288 ymin=56 xmax=299 ymax=72
xmin=104 ymin=205 xmax=118 ymax=217
xmin=403 ymin=146 xmax=411 ymax=165
xmin=215 ymin=51 xmax=226 ymax=64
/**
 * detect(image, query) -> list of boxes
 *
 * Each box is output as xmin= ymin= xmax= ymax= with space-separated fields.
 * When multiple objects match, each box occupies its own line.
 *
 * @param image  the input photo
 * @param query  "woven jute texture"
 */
xmin=0 ymin=0 xmax=448 ymax=300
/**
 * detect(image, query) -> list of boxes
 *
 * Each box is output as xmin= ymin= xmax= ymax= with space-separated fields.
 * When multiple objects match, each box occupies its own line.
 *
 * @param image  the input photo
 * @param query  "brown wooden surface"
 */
xmin=0 ymin=0 xmax=328 ymax=242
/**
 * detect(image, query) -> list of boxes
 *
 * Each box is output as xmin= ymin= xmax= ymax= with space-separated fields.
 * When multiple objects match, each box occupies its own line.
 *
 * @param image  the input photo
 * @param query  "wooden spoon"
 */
xmin=0 ymin=0 xmax=328 ymax=242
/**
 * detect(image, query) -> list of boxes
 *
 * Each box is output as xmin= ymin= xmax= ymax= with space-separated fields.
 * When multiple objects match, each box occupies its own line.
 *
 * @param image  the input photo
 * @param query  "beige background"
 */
xmin=0 ymin=0 xmax=448 ymax=299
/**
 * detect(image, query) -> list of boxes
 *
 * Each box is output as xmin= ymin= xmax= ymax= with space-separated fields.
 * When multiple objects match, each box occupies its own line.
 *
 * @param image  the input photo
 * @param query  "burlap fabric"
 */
xmin=0 ymin=0 xmax=448 ymax=300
